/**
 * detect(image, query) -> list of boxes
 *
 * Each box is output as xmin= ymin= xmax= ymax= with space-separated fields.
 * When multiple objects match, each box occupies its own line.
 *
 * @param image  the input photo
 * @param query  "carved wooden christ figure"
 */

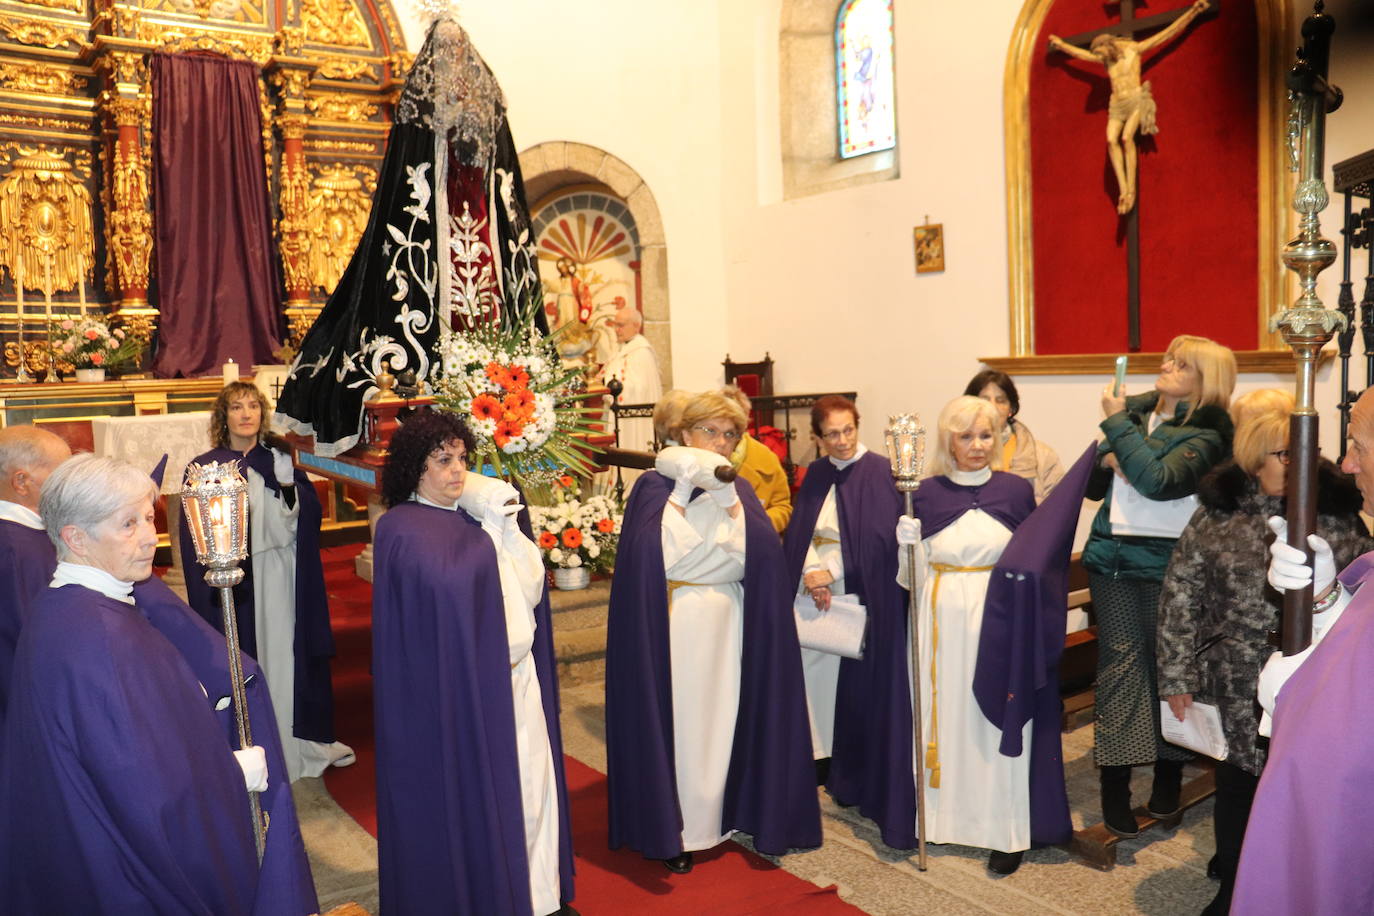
xmin=1049 ymin=0 xmax=1211 ymax=214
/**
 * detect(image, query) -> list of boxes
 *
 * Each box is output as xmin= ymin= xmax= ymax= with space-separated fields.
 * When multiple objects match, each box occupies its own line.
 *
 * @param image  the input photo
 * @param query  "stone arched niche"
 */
xmin=519 ymin=141 xmax=672 ymax=388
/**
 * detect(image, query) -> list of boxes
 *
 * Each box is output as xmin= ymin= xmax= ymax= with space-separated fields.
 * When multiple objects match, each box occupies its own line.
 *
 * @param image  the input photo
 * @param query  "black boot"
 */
xmin=814 ymin=757 xmax=831 ymax=787
xmin=1147 ymin=759 xmax=1185 ymax=818
xmin=987 ymin=849 xmax=1024 ymax=875
xmin=1100 ymin=764 xmax=1140 ymax=838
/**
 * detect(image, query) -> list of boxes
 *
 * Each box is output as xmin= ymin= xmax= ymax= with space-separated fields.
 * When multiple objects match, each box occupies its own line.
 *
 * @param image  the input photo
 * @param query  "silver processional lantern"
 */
xmin=181 ymin=460 xmax=265 ymax=861
xmin=883 ymin=412 xmax=928 ymax=871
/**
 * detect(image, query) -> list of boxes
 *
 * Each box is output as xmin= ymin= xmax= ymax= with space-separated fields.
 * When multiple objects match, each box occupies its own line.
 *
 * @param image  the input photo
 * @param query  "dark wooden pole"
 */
xmin=1283 ymin=412 xmax=1319 ymax=652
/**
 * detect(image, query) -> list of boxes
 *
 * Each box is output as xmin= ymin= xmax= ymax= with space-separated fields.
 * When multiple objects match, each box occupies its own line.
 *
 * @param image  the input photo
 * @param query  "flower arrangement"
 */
xmin=430 ymin=295 xmax=601 ymax=487
xmin=528 ymin=474 xmax=622 ymax=572
xmin=48 ymin=315 xmax=145 ymax=370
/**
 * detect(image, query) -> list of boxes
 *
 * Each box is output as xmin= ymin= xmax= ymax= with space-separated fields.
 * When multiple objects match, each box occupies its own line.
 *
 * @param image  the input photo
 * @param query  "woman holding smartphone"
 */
xmin=1082 ymin=334 xmax=1235 ymax=838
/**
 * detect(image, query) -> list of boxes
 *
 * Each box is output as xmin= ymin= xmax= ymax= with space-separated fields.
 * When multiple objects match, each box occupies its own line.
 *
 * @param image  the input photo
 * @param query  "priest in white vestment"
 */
xmin=602 ymin=307 xmax=662 ymax=454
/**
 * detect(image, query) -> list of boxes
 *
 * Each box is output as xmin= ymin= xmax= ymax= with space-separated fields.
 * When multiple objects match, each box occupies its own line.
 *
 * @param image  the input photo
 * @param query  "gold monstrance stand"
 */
xmin=181 ymin=461 xmax=266 ymax=861
xmin=884 ymin=413 xmax=928 ymax=871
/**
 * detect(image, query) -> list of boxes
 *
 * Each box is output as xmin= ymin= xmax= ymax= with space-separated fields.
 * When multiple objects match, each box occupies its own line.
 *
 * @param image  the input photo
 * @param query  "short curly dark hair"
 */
xmin=810 ymin=395 xmax=859 ymax=438
xmin=381 ymin=409 xmax=476 ymax=508
xmin=210 ymin=381 xmax=271 ymax=449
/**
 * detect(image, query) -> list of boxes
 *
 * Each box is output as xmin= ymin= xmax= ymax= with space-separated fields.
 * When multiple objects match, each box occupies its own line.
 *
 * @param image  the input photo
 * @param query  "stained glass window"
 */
xmin=836 ymin=0 xmax=896 ymax=159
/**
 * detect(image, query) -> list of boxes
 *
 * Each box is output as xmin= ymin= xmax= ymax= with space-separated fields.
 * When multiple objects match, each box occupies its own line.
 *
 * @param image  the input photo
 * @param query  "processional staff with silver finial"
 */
xmin=1271 ymin=1 xmax=1344 ymax=655
xmin=884 ymin=413 xmax=928 ymax=871
xmin=181 ymin=460 xmax=266 ymax=862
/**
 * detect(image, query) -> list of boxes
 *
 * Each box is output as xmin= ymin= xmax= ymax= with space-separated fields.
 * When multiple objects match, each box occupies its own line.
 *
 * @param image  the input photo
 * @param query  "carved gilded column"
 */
xmin=268 ymin=56 xmax=317 ymax=344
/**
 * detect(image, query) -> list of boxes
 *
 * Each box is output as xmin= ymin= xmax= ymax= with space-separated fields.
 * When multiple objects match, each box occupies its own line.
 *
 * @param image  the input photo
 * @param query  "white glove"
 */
xmin=234 ymin=745 xmax=268 ymax=793
xmin=1256 ymin=647 xmax=1312 ymax=737
xmin=656 ymin=445 xmax=703 ymax=482
xmin=708 ymin=481 xmax=740 ymax=509
xmin=271 ymin=448 xmax=296 ymax=486
xmin=457 ymin=471 xmax=523 ymax=533
xmin=686 ymin=453 xmax=733 ymax=492
xmin=896 ymin=515 xmax=922 ymax=546
xmin=1266 ymin=516 xmax=1336 ymax=596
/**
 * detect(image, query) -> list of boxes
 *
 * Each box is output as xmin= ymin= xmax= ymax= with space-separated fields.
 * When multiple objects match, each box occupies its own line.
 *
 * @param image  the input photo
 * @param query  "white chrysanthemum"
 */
xmin=588 ymin=543 xmax=601 ymax=558
xmin=567 ymin=554 xmax=582 ymax=568
xmin=549 ymin=547 xmax=564 ymax=563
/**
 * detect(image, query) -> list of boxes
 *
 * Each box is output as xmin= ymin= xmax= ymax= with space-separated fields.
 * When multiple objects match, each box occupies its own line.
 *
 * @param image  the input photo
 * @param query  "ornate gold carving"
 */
xmin=4 ymin=340 xmax=49 ymax=377
xmin=270 ymin=67 xmax=310 ymax=101
xmin=0 ymin=63 xmax=88 ymax=95
xmin=112 ymin=309 xmax=156 ymax=341
xmin=143 ymin=31 xmax=273 ymax=66
xmin=306 ymin=92 xmax=376 ymax=122
xmin=0 ymin=15 xmax=86 ymax=49
xmin=113 ymin=5 xmax=142 ymax=37
xmin=306 ymin=163 xmax=372 ymax=294
xmin=0 ymin=113 xmax=91 ymax=132
xmin=98 ymin=50 xmax=145 ymax=89
xmin=278 ymin=113 xmax=307 ymax=141
xmin=0 ymin=146 xmax=96 ymax=293
xmin=16 ymin=0 xmax=84 ymax=13
xmin=167 ymin=0 xmax=244 ymax=20
xmin=103 ymin=95 xmax=143 ymax=129
xmin=284 ymin=307 xmax=318 ymax=349
xmin=278 ymin=149 xmax=312 ymax=293
xmin=275 ymin=26 xmax=305 ymax=55
xmin=109 ymin=139 xmax=152 ymax=294
xmin=314 ymin=56 xmax=374 ymax=82
xmin=387 ymin=51 xmax=414 ymax=82
xmin=300 ymin=0 xmax=369 ymax=48
xmin=303 ymin=138 xmax=376 ymax=153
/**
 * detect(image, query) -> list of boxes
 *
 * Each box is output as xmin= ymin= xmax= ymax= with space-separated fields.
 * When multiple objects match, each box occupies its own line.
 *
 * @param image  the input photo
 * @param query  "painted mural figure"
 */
xmin=1047 ymin=0 xmax=1211 ymax=214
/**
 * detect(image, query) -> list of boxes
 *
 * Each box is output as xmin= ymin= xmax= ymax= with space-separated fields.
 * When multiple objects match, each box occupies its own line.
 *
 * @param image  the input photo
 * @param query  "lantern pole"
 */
xmin=884 ymin=413 xmax=928 ymax=871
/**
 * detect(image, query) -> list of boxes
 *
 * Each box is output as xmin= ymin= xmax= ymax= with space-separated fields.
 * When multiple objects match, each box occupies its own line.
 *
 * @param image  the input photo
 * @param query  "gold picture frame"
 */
xmin=914 ymin=222 xmax=944 ymax=274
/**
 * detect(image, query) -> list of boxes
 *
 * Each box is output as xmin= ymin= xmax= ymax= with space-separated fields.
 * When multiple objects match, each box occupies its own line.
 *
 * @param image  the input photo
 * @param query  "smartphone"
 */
xmin=1113 ymin=355 xmax=1128 ymax=397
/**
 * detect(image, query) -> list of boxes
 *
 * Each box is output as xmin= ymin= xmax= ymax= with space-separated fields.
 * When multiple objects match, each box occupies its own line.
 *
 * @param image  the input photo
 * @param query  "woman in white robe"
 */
xmin=897 ymin=396 xmax=1036 ymax=874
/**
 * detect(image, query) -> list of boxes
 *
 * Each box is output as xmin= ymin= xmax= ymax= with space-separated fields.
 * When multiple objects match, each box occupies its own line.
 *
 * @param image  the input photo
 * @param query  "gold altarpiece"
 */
xmin=0 ymin=0 xmax=412 ymax=380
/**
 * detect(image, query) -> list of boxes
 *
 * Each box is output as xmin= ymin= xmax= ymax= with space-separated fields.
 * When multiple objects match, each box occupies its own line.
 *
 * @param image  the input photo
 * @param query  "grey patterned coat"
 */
xmin=1157 ymin=459 xmax=1372 ymax=775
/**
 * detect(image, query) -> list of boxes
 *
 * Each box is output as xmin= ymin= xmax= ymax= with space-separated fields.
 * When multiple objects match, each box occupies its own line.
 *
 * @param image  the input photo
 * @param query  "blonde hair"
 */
xmin=653 ymin=389 xmax=692 ymax=447
xmin=1229 ymin=388 xmax=1295 ymax=430
xmin=928 ymin=395 xmax=1003 ymax=478
xmin=1233 ymin=407 xmax=1291 ymax=475
xmin=1165 ymin=334 xmax=1236 ymax=420
xmin=672 ymin=390 xmax=748 ymax=443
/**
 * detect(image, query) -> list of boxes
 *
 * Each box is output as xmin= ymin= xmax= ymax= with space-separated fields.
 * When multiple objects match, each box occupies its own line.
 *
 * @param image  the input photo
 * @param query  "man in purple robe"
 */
xmin=973 ymin=443 xmax=1098 ymax=848
xmin=605 ymin=463 xmax=821 ymax=862
xmin=0 ymin=425 xmax=70 ymax=733
xmin=782 ymin=396 xmax=916 ymax=850
xmin=0 ymin=453 xmax=317 ymax=914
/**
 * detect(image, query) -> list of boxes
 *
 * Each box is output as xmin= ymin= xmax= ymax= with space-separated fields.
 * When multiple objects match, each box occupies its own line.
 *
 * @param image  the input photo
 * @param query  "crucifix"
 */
xmin=1048 ymin=0 xmax=1215 ymax=351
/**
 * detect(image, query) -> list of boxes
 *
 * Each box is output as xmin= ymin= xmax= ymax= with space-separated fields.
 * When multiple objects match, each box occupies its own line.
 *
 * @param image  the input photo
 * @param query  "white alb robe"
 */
xmin=246 ymin=469 xmax=351 ymax=781
xmin=902 ymin=470 xmax=1032 ymax=853
xmin=662 ymin=494 xmax=745 ymax=852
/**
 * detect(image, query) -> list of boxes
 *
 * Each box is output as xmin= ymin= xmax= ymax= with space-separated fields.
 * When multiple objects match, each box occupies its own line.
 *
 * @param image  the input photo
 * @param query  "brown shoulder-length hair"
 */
xmin=210 ymin=381 xmax=271 ymax=449
xmin=810 ymin=394 xmax=859 ymax=438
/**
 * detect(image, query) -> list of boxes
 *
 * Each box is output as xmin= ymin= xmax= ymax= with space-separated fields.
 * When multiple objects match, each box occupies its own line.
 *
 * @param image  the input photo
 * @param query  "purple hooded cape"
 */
xmin=372 ymin=501 xmax=575 ymax=916
xmin=604 ymin=471 xmax=821 ymax=859
xmin=0 ymin=583 xmax=313 ymax=914
xmin=0 ymin=518 xmax=56 ymax=735
xmin=972 ymin=444 xmax=1097 ymax=847
xmin=911 ymin=471 xmax=1035 ymax=540
xmin=180 ymin=445 xmax=336 ymax=742
xmin=1231 ymin=553 xmax=1374 ymax=914
xmin=781 ymin=452 xmax=916 ymax=849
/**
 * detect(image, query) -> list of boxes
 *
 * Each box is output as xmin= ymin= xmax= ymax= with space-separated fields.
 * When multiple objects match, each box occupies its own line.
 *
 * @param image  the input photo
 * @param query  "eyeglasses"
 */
xmin=1268 ymin=449 xmax=1290 ymax=465
xmin=691 ymin=425 xmax=740 ymax=443
xmin=821 ymin=426 xmax=856 ymax=442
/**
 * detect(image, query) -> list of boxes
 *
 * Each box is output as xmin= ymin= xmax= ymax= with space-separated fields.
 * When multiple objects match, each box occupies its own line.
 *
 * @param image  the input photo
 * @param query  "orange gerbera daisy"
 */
xmin=561 ymin=528 xmax=583 ymax=549
xmin=507 ymin=365 xmax=531 ymax=389
xmin=538 ymin=531 xmax=558 ymax=549
xmin=558 ymin=474 xmax=575 ymax=488
xmin=504 ymin=388 xmax=536 ymax=411
xmin=596 ymin=517 xmax=615 ymax=533
xmin=494 ymin=417 xmax=525 ymax=448
xmin=484 ymin=361 xmax=505 ymax=384
xmin=471 ymin=394 xmax=502 ymax=421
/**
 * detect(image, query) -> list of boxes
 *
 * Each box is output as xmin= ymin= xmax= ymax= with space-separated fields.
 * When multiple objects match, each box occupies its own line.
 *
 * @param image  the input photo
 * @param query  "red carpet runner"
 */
xmin=319 ymin=545 xmax=859 ymax=915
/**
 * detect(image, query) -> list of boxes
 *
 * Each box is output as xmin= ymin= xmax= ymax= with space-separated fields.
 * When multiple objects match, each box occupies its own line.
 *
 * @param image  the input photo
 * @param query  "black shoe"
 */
xmin=546 ymin=907 xmax=579 ymax=916
xmin=1147 ymin=759 xmax=1185 ymax=818
xmin=663 ymin=852 xmax=694 ymax=874
xmin=1100 ymin=764 xmax=1141 ymax=838
xmin=1200 ymin=884 xmax=1232 ymax=916
xmin=1206 ymin=853 xmax=1220 ymax=880
xmin=814 ymin=757 xmax=831 ymax=786
xmin=987 ymin=849 xmax=1024 ymax=875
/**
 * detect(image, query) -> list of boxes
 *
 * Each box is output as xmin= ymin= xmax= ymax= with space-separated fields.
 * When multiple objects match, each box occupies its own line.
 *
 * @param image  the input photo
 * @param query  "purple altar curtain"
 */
xmin=150 ymin=52 xmax=282 ymax=378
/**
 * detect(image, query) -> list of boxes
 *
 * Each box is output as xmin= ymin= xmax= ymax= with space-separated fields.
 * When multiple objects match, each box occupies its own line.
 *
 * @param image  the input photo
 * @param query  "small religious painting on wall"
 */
xmin=914 ymin=223 xmax=944 ymax=274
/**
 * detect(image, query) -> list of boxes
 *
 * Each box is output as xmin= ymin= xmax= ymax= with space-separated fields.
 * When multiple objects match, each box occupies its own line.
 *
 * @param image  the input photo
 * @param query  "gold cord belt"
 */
xmin=812 ymin=534 xmax=840 ymax=548
xmin=923 ymin=562 xmax=995 ymax=789
xmin=667 ymin=579 xmax=708 ymax=604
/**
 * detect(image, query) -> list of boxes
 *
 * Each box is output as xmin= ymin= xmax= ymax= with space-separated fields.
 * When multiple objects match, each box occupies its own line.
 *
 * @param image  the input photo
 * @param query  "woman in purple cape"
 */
xmin=372 ymin=411 xmax=576 ymax=916
xmin=1 ymin=454 xmax=310 ymax=914
xmin=782 ymin=395 xmax=916 ymax=849
xmin=181 ymin=381 xmax=351 ymax=781
xmin=896 ymin=396 xmax=1036 ymax=874
xmin=605 ymin=390 xmax=820 ymax=875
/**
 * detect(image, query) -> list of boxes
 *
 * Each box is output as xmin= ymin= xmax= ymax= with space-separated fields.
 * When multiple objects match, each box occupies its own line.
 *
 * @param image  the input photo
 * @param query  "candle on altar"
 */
xmin=14 ymin=250 xmax=23 ymax=320
xmin=42 ymin=255 xmax=53 ymax=321
xmin=77 ymin=254 xmax=86 ymax=315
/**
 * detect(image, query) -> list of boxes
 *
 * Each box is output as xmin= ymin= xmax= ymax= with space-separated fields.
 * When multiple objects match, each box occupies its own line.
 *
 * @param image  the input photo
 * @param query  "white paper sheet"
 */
xmin=1109 ymin=477 xmax=1199 ymax=538
xmin=1160 ymin=699 xmax=1229 ymax=760
xmin=793 ymin=592 xmax=868 ymax=660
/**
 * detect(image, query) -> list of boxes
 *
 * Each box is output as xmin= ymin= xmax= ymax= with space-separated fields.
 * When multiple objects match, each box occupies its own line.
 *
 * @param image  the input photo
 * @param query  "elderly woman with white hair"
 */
xmin=0 ymin=454 xmax=317 ymax=914
xmin=896 ymin=395 xmax=1036 ymax=873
